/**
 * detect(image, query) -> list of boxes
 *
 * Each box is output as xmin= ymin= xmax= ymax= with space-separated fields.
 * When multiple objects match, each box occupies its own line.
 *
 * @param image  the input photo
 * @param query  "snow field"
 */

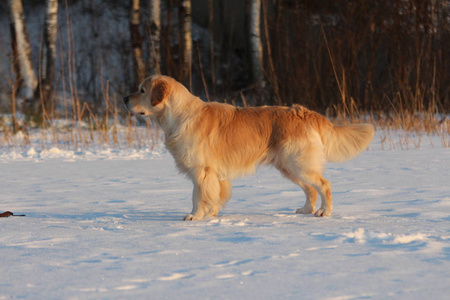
xmin=0 ymin=132 xmax=449 ymax=299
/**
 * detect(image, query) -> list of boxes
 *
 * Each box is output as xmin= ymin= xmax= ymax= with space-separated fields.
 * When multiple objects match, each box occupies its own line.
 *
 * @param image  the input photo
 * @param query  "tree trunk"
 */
xmin=39 ymin=0 xmax=58 ymax=112
xmin=8 ymin=0 xmax=37 ymax=101
xmin=208 ymin=0 xmax=215 ymax=98
xmin=148 ymin=0 xmax=161 ymax=75
xmin=130 ymin=0 xmax=145 ymax=85
xmin=248 ymin=0 xmax=265 ymax=104
xmin=179 ymin=0 xmax=192 ymax=83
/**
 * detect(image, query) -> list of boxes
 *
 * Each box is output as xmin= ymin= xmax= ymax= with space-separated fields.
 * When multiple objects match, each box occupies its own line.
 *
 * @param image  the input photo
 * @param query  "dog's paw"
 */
xmin=296 ymin=207 xmax=314 ymax=214
xmin=184 ymin=214 xmax=195 ymax=221
xmin=184 ymin=214 xmax=206 ymax=221
xmin=314 ymin=209 xmax=331 ymax=217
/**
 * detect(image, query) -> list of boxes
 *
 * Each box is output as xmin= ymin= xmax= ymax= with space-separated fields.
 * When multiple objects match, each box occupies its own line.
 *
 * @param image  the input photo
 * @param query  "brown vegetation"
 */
xmin=0 ymin=0 xmax=448 ymax=151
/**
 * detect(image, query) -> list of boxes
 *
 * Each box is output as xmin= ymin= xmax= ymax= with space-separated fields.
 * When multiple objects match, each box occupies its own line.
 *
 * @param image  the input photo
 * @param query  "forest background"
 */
xmin=0 ymin=0 xmax=449 ymax=148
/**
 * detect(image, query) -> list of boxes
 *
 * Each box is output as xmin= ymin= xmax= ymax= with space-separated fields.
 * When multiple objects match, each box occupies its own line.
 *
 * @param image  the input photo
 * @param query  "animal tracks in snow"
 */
xmin=158 ymin=273 xmax=194 ymax=281
xmin=309 ymin=228 xmax=450 ymax=257
xmin=211 ymin=259 xmax=253 ymax=268
xmin=155 ymin=252 xmax=300 ymax=283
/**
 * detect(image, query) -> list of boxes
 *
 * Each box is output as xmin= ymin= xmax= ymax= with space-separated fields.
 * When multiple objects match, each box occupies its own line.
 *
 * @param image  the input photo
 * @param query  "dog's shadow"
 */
xmin=24 ymin=210 xmax=185 ymax=222
xmin=23 ymin=207 xmax=311 ymax=223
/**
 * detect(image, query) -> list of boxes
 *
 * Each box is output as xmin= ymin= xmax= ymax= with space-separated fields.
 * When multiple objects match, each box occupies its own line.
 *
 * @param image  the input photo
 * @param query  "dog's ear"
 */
xmin=151 ymin=79 xmax=168 ymax=106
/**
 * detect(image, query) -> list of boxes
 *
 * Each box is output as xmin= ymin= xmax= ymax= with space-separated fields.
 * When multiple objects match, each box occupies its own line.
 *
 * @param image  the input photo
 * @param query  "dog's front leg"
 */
xmin=184 ymin=167 xmax=221 ymax=221
xmin=184 ymin=185 xmax=206 ymax=221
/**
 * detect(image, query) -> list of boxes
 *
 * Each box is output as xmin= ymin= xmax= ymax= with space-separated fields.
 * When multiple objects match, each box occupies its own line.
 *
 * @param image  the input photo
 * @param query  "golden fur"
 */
xmin=124 ymin=75 xmax=375 ymax=220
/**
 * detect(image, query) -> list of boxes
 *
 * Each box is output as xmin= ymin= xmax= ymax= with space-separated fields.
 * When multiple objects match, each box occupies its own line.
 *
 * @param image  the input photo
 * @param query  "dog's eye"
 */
xmin=140 ymin=88 xmax=146 ymax=94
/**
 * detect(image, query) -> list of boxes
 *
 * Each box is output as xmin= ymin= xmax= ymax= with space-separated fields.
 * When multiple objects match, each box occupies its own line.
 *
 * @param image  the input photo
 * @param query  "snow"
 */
xmin=1 ymin=131 xmax=450 ymax=299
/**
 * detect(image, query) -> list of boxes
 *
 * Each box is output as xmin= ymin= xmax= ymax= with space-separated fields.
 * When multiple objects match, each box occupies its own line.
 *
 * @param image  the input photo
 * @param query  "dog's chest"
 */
xmin=165 ymin=135 xmax=201 ymax=173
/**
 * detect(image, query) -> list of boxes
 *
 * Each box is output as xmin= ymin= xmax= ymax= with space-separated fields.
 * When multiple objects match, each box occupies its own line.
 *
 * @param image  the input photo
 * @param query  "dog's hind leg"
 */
xmin=278 ymin=169 xmax=318 ymax=215
xmin=291 ymin=139 xmax=332 ymax=217
xmin=184 ymin=167 xmax=221 ymax=221
xmin=296 ymin=181 xmax=318 ymax=214
xmin=301 ymin=172 xmax=332 ymax=217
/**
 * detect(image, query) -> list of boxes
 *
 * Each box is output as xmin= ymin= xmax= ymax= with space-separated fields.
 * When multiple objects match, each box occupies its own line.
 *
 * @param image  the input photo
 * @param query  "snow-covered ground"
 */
xmin=1 ymin=131 xmax=449 ymax=299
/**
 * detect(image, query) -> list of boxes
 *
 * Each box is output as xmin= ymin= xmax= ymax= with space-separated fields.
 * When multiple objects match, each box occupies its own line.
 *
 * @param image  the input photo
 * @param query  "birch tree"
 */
xmin=248 ymin=0 xmax=266 ymax=99
xmin=130 ymin=0 xmax=145 ymax=85
xmin=148 ymin=0 xmax=161 ymax=75
xmin=8 ymin=0 xmax=37 ymax=100
xmin=39 ymin=0 xmax=58 ymax=107
xmin=179 ymin=0 xmax=192 ymax=81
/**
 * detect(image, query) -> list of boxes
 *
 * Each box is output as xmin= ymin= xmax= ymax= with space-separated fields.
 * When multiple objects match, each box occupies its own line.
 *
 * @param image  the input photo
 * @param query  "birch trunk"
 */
xmin=179 ymin=0 xmax=192 ymax=81
xmin=130 ymin=0 xmax=145 ymax=85
xmin=40 ymin=0 xmax=58 ymax=106
xmin=148 ymin=0 xmax=161 ymax=75
xmin=248 ymin=0 xmax=265 ymax=93
xmin=8 ymin=0 xmax=37 ymax=100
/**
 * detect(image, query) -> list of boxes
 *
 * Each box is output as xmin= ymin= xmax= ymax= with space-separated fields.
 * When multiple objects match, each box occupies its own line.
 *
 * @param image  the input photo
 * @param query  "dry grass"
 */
xmin=372 ymin=112 xmax=449 ymax=150
xmin=329 ymin=107 xmax=449 ymax=150
xmin=0 ymin=93 xmax=448 ymax=154
xmin=0 ymin=0 xmax=448 ymax=153
xmin=0 ymin=98 xmax=163 ymax=153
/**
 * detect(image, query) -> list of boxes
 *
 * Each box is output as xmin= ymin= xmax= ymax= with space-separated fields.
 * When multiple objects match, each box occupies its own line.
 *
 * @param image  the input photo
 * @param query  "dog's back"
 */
xmin=194 ymin=103 xmax=374 ymax=167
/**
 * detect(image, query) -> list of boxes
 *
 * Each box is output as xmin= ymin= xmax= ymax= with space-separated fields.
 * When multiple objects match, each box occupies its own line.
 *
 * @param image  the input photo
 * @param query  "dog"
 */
xmin=124 ymin=75 xmax=374 ymax=220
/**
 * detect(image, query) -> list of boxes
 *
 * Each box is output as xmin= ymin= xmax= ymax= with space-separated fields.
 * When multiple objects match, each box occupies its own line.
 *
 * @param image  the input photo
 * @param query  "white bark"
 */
xmin=130 ymin=0 xmax=145 ymax=84
xmin=41 ymin=0 xmax=58 ymax=100
xmin=180 ymin=0 xmax=192 ymax=78
xmin=148 ymin=0 xmax=161 ymax=74
xmin=249 ymin=0 xmax=265 ymax=88
xmin=8 ymin=0 xmax=37 ymax=99
xmin=130 ymin=0 xmax=140 ymax=27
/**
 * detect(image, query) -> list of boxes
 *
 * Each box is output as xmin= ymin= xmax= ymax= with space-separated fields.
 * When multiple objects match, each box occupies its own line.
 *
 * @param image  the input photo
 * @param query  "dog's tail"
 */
xmin=324 ymin=123 xmax=375 ymax=163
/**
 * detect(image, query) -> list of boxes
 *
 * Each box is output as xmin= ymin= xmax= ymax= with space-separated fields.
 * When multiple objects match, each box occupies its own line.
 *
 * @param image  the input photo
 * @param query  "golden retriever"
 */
xmin=124 ymin=75 xmax=374 ymax=220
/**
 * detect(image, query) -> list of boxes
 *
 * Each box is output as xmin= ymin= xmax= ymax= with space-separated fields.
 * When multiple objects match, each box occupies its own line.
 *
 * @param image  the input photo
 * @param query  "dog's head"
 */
xmin=123 ymin=75 xmax=172 ymax=117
